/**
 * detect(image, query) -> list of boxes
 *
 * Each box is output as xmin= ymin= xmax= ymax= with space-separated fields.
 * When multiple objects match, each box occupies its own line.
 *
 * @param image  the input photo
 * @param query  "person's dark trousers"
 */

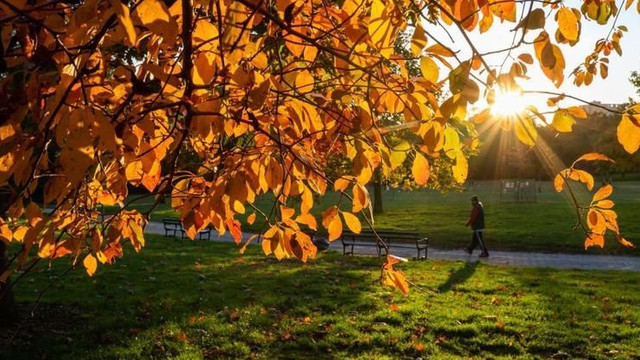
xmin=468 ymin=230 xmax=488 ymax=254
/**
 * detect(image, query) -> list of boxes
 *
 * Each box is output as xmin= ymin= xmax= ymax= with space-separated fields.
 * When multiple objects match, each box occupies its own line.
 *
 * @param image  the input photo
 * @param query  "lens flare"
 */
xmin=490 ymin=90 xmax=527 ymax=118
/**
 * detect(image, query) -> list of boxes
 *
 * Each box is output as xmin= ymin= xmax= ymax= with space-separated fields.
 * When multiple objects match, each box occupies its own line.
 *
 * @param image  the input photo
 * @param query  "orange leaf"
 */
xmin=327 ymin=215 xmax=343 ymax=241
xmin=566 ymin=106 xmax=587 ymax=119
xmin=247 ymin=213 xmax=256 ymax=225
xmin=617 ymin=236 xmax=634 ymax=248
xmin=574 ymin=153 xmax=614 ymax=164
xmin=381 ymin=257 xmax=409 ymax=296
xmin=334 ymin=177 xmax=351 ymax=192
xmin=352 ymin=184 xmax=369 ymax=213
xmin=280 ymin=205 xmax=295 ymax=221
xmin=426 ymin=44 xmax=455 ymax=57
xmin=321 ymin=206 xmax=339 ymax=229
xmin=0 ymin=218 xmax=12 ymax=243
xmin=295 ymin=213 xmax=318 ymax=230
xmin=584 ymin=234 xmax=604 ymax=249
xmin=412 ymin=152 xmax=430 ymax=186
xmin=226 ymin=218 xmax=243 ymax=244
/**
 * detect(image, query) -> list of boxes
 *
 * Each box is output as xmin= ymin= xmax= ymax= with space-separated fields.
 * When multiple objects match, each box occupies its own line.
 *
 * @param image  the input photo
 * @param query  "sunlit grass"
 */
xmin=5 ymin=236 xmax=640 ymax=359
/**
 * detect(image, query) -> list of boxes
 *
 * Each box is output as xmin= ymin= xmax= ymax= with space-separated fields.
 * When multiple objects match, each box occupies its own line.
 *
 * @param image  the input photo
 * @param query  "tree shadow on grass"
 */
xmin=437 ymin=261 xmax=479 ymax=293
xmin=4 ymin=237 xmax=386 ymax=360
xmin=509 ymin=267 xmax=640 ymax=359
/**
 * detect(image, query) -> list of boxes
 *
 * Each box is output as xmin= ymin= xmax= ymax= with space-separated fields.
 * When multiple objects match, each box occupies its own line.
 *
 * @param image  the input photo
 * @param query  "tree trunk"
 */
xmin=373 ymin=181 xmax=384 ymax=215
xmin=0 ymin=240 xmax=19 ymax=327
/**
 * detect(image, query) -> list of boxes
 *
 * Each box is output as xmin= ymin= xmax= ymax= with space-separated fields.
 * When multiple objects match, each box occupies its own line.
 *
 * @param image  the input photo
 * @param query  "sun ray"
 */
xmin=490 ymin=89 xmax=528 ymax=119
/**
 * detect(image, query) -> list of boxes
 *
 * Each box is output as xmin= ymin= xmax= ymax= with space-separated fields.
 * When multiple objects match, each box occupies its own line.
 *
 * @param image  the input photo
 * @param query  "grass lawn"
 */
xmin=3 ymin=235 xmax=640 ymax=359
xmin=113 ymin=180 xmax=640 ymax=255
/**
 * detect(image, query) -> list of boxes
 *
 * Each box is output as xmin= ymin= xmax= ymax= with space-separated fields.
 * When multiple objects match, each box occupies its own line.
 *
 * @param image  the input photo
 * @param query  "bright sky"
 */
xmin=423 ymin=3 xmax=640 ymax=110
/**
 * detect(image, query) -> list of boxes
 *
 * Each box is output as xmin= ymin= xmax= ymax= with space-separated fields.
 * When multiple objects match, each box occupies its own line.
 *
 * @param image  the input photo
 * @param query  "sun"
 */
xmin=490 ymin=89 xmax=527 ymax=118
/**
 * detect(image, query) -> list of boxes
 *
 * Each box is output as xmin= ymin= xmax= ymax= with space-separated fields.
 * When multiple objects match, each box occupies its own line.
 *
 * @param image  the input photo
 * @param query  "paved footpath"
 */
xmin=145 ymin=221 xmax=640 ymax=271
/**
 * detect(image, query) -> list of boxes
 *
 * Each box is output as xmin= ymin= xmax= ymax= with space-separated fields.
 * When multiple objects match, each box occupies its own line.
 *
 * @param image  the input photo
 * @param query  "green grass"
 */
xmin=4 ymin=236 xmax=640 ymax=359
xmin=114 ymin=180 xmax=640 ymax=255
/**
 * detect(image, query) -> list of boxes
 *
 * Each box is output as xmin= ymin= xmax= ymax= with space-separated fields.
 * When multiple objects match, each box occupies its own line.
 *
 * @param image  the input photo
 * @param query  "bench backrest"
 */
xmin=341 ymin=230 xmax=421 ymax=242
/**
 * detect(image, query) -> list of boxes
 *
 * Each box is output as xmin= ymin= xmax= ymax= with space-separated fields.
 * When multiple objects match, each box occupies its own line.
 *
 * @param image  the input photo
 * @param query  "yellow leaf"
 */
xmin=327 ymin=215 xmax=343 ymax=241
xmin=420 ymin=56 xmax=439 ymax=84
xmin=83 ymin=254 xmax=98 ymax=276
xmin=368 ymin=0 xmax=396 ymax=57
xmin=552 ymin=110 xmax=576 ymax=132
xmin=411 ymin=23 xmax=428 ymax=55
xmin=111 ymin=0 xmax=137 ymax=46
xmin=593 ymin=185 xmax=613 ymax=202
xmin=390 ymin=141 xmax=410 ymax=169
xmin=411 ymin=152 xmax=430 ymax=186
xmin=515 ymin=117 xmax=537 ymax=146
xmin=341 ymin=211 xmax=362 ymax=234
xmin=617 ymin=114 xmax=640 ymax=154
xmin=443 ymin=127 xmax=460 ymax=159
xmin=134 ymin=0 xmax=178 ymax=40
xmin=452 ymin=151 xmax=468 ymax=184
xmin=557 ymin=8 xmax=579 ymax=42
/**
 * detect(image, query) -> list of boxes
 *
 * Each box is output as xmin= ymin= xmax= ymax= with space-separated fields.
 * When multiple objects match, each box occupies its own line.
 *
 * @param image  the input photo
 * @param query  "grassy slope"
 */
xmin=4 ymin=236 xmax=640 ymax=359
xmin=115 ymin=180 xmax=640 ymax=255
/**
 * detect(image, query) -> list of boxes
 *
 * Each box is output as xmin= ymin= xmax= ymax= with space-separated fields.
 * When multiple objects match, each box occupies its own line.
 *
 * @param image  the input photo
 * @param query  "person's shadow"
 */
xmin=437 ymin=261 xmax=479 ymax=293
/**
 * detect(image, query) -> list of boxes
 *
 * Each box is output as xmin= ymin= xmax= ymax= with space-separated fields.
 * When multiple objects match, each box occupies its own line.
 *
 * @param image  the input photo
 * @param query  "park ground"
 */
xmin=110 ymin=180 xmax=640 ymax=255
xmin=3 ymin=235 xmax=640 ymax=359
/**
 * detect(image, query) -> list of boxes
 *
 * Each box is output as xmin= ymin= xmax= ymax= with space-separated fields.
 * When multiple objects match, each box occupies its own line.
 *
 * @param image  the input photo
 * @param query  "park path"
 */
xmin=145 ymin=221 xmax=640 ymax=272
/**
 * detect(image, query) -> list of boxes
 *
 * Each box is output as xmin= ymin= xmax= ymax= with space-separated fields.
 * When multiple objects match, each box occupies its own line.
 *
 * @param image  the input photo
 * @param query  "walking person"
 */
xmin=464 ymin=195 xmax=489 ymax=257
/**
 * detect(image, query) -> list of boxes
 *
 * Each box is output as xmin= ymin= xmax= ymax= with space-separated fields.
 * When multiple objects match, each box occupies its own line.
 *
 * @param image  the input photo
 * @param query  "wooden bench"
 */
xmin=340 ymin=230 xmax=428 ymax=260
xmin=162 ymin=218 xmax=212 ymax=240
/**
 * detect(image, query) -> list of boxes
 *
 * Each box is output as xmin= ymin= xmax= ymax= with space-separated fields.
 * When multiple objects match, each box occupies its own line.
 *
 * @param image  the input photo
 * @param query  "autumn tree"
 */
xmin=1 ymin=0 xmax=639 ymax=323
